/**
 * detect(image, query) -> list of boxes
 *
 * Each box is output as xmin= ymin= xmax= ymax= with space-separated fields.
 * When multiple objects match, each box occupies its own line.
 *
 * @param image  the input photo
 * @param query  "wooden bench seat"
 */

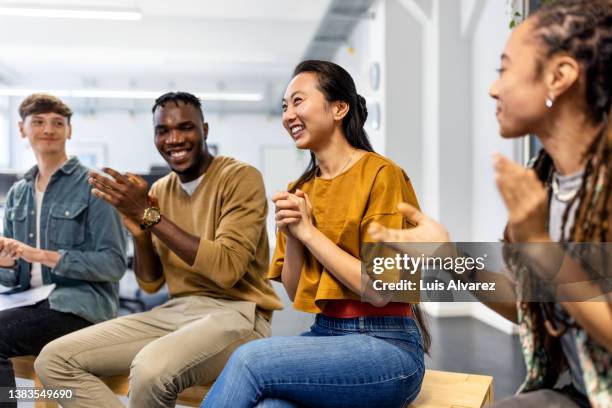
xmin=12 ymin=356 xmax=493 ymax=407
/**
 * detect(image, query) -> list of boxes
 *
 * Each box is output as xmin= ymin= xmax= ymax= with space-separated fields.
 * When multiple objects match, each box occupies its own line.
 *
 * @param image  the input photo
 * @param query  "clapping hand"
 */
xmin=272 ymin=189 xmax=314 ymax=242
xmin=89 ymin=169 xmax=152 ymax=235
xmin=368 ymin=202 xmax=450 ymax=249
xmin=0 ymin=237 xmax=20 ymax=267
xmin=494 ymin=153 xmax=549 ymax=243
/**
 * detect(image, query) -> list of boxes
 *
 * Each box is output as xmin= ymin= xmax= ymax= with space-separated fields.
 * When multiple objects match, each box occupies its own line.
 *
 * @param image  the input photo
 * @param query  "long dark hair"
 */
xmin=509 ymin=0 xmax=611 ymax=384
xmin=289 ymin=60 xmax=432 ymax=353
xmin=289 ymin=60 xmax=374 ymax=192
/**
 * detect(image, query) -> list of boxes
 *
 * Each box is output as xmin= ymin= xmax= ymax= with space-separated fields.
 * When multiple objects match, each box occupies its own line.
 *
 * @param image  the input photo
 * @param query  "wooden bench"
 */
xmin=12 ymin=356 xmax=494 ymax=407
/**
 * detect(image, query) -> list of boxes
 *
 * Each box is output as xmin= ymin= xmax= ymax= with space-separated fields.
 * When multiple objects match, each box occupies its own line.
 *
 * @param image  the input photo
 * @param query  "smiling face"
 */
xmin=489 ymin=19 xmax=551 ymax=138
xmin=153 ymin=101 xmax=209 ymax=182
xmin=281 ymin=72 xmax=337 ymax=150
xmin=19 ymin=112 xmax=71 ymax=157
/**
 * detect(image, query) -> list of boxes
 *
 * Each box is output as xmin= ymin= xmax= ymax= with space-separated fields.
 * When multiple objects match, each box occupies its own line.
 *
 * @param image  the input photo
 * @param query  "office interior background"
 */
xmin=0 ymin=0 xmax=547 ymax=402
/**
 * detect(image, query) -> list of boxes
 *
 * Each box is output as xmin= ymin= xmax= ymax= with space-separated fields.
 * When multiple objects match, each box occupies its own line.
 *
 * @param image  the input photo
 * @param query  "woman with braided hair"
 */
xmin=370 ymin=0 xmax=611 ymax=407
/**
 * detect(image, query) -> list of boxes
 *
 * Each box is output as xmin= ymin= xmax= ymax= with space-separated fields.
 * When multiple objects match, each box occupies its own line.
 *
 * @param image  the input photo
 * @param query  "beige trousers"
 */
xmin=34 ymin=295 xmax=271 ymax=408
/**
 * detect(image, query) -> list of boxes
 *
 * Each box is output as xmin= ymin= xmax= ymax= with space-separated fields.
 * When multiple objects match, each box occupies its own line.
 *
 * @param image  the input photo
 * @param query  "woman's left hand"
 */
xmin=287 ymin=189 xmax=315 ymax=242
xmin=494 ymin=153 xmax=549 ymax=243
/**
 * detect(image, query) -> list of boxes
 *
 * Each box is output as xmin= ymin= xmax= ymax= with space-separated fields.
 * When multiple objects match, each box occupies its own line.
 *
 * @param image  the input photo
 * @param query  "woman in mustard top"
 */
xmin=202 ymin=60 xmax=429 ymax=408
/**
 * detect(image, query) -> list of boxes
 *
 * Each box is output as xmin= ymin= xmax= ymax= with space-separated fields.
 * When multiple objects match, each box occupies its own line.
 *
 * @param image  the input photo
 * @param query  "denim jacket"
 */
xmin=0 ymin=157 xmax=127 ymax=323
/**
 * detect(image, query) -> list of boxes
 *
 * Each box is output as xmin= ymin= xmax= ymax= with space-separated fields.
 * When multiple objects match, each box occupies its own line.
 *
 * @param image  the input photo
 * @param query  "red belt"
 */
xmin=323 ymin=299 xmax=413 ymax=318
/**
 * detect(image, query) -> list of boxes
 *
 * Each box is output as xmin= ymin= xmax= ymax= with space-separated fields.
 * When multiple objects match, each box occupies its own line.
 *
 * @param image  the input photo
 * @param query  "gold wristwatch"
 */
xmin=140 ymin=207 xmax=161 ymax=230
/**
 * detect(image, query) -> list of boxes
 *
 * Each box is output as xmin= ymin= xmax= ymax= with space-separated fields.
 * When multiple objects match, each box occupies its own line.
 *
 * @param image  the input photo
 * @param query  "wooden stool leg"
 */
xmin=34 ymin=376 xmax=59 ymax=408
xmin=487 ymin=382 xmax=495 ymax=407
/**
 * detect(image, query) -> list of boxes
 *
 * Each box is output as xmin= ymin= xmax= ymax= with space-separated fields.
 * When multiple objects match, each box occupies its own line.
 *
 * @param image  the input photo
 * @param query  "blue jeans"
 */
xmin=202 ymin=314 xmax=425 ymax=408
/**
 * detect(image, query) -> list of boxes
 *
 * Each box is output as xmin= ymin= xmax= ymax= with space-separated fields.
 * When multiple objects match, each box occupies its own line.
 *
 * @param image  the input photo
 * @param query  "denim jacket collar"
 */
xmin=23 ymin=156 xmax=80 ymax=182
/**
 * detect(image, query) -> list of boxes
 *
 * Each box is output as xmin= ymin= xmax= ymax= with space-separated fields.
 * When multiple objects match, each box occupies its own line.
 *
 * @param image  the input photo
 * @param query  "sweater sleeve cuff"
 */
xmin=135 ymin=273 xmax=165 ymax=294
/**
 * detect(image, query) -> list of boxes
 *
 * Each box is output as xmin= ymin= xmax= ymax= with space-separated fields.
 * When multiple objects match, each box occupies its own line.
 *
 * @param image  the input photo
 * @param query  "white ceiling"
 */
xmin=0 ymin=0 xmax=332 ymax=112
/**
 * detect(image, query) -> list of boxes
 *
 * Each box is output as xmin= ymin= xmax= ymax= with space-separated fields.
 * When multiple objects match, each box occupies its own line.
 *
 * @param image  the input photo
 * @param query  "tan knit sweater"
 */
xmin=138 ymin=156 xmax=282 ymax=318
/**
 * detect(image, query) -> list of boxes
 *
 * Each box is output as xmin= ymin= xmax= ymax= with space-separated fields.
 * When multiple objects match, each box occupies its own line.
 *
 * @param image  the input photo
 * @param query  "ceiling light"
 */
xmin=0 ymin=88 xmax=263 ymax=102
xmin=0 ymin=6 xmax=142 ymax=21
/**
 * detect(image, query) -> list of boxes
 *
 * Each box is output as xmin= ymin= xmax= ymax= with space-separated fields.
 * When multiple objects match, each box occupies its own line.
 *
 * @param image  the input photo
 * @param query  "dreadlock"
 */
xmin=530 ymin=0 xmax=612 ymax=243
xmin=515 ymin=0 xmax=612 ymax=386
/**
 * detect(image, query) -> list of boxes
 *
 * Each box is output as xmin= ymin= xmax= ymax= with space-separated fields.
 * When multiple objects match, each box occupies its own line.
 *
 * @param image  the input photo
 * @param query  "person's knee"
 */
xmin=35 ymin=338 xmax=70 ymax=383
xmin=129 ymin=345 xmax=175 ymax=398
xmin=224 ymin=339 xmax=269 ymax=376
xmin=233 ymin=338 xmax=272 ymax=365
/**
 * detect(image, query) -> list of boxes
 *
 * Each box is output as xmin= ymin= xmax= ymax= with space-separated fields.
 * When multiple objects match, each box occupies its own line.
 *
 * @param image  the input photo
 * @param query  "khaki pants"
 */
xmin=35 ymin=296 xmax=271 ymax=408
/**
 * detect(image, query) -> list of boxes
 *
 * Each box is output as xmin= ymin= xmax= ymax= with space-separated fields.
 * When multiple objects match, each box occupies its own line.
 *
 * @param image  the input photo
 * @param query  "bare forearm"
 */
xmin=554 ymin=248 xmax=609 ymax=299
xmin=13 ymin=247 xmax=60 ymax=269
xmin=560 ymin=300 xmax=612 ymax=352
xmin=151 ymin=217 xmax=200 ymax=267
xmin=302 ymin=228 xmax=363 ymax=296
xmin=521 ymin=243 xmax=612 ymax=344
xmin=281 ymin=235 xmax=304 ymax=301
xmin=481 ymin=301 xmax=518 ymax=323
xmin=39 ymin=250 xmax=61 ymax=269
xmin=132 ymin=233 xmax=163 ymax=282
xmin=0 ymin=258 xmax=15 ymax=268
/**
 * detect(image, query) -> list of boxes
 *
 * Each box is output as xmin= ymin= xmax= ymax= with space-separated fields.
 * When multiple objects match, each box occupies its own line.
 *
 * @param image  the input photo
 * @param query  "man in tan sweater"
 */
xmin=35 ymin=92 xmax=282 ymax=408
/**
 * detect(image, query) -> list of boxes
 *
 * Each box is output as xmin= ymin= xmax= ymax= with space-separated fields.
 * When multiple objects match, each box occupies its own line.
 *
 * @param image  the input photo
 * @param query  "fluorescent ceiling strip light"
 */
xmin=0 ymin=6 xmax=142 ymax=21
xmin=0 ymin=88 xmax=263 ymax=102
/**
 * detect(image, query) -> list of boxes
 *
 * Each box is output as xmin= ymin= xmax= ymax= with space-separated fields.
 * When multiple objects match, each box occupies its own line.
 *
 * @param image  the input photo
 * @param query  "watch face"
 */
xmin=140 ymin=207 xmax=161 ymax=230
xmin=144 ymin=207 xmax=161 ymax=223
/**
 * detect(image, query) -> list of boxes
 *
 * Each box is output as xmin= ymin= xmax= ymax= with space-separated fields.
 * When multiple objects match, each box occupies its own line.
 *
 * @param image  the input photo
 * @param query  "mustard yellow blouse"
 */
xmin=268 ymin=152 xmax=419 ymax=313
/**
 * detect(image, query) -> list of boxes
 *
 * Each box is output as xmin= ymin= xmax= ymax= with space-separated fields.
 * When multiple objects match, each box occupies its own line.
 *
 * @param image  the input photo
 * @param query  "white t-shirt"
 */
xmin=179 ymin=174 xmax=205 ymax=196
xmin=30 ymin=186 xmax=44 ymax=287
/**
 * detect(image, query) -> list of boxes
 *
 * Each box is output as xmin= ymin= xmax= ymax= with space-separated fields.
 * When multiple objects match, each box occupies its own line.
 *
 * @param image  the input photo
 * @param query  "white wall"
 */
xmin=384 ymin=0 xmax=427 ymax=211
xmin=334 ymin=0 xmax=386 ymax=153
